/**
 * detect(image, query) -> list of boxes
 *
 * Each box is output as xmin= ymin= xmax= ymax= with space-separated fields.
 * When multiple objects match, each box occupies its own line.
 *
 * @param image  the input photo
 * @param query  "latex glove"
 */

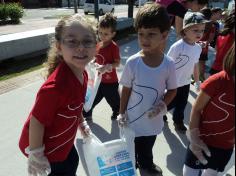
xmin=25 ymin=146 xmax=51 ymax=176
xmin=96 ymin=64 xmax=113 ymax=74
xmin=147 ymin=100 xmax=167 ymax=119
xmin=79 ymin=121 xmax=91 ymax=138
xmin=117 ymin=113 xmax=128 ymax=127
xmin=194 ymin=81 xmax=201 ymax=92
xmin=187 ymin=128 xmax=211 ymax=165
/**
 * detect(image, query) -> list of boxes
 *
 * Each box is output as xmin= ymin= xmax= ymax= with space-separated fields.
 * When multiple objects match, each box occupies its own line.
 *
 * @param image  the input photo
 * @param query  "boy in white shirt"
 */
xmin=119 ymin=3 xmax=177 ymax=175
xmin=165 ymin=11 xmax=208 ymax=132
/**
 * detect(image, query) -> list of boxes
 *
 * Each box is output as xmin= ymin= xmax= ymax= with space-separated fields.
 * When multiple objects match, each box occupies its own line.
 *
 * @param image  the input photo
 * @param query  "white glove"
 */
xmin=25 ymin=146 xmax=51 ymax=176
xmin=147 ymin=100 xmax=167 ymax=119
xmin=96 ymin=64 xmax=113 ymax=74
xmin=117 ymin=113 xmax=128 ymax=127
xmin=187 ymin=128 xmax=211 ymax=165
xmin=79 ymin=121 xmax=91 ymax=138
xmin=194 ymin=81 xmax=201 ymax=92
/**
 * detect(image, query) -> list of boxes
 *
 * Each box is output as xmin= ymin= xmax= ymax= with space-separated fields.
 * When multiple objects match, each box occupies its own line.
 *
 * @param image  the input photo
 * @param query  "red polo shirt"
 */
xmin=19 ymin=62 xmax=87 ymax=162
xmin=200 ymin=71 xmax=235 ymax=149
xmin=95 ymin=41 xmax=120 ymax=83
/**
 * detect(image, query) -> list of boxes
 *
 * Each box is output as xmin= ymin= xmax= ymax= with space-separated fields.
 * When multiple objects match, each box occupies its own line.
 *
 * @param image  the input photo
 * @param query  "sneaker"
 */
xmin=174 ymin=122 xmax=187 ymax=132
xmin=163 ymin=115 xmax=168 ymax=122
xmin=141 ymin=164 xmax=163 ymax=174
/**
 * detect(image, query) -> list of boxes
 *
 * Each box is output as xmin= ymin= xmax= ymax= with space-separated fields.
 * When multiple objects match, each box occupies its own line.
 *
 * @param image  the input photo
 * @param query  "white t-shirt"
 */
xmin=120 ymin=52 xmax=177 ymax=137
xmin=167 ymin=39 xmax=202 ymax=87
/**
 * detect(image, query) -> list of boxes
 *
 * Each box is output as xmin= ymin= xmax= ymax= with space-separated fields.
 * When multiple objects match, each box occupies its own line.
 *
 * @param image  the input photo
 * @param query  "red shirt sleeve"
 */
xmin=31 ymin=87 xmax=60 ymax=127
xmin=112 ymin=43 xmax=121 ymax=62
xmin=200 ymin=73 xmax=221 ymax=98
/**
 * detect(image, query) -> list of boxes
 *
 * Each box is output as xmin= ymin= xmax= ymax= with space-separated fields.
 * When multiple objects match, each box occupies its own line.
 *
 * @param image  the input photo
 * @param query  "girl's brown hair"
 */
xmin=223 ymin=43 xmax=235 ymax=76
xmin=44 ymin=14 xmax=97 ymax=78
xmin=220 ymin=9 xmax=235 ymax=36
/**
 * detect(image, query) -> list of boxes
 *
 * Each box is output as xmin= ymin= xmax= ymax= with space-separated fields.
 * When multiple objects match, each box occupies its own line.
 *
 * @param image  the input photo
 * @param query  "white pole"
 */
xmin=139 ymin=0 xmax=141 ymax=7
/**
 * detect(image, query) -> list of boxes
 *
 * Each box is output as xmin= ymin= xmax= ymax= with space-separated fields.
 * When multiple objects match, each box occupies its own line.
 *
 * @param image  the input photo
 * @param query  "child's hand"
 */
xmin=117 ymin=113 xmax=128 ymax=127
xmin=194 ymin=81 xmax=201 ymax=92
xmin=187 ymin=128 xmax=211 ymax=165
xmin=96 ymin=64 xmax=113 ymax=74
xmin=79 ymin=121 xmax=91 ymax=138
xmin=147 ymin=100 xmax=167 ymax=119
xmin=25 ymin=146 xmax=51 ymax=176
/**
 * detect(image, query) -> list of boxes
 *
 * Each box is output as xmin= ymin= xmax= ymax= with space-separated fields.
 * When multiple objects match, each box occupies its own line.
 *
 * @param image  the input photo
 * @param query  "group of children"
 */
xmin=18 ymin=2 xmax=235 ymax=176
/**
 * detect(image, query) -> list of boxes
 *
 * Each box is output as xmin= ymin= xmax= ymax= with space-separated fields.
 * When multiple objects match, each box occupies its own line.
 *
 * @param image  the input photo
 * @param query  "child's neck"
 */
xmin=68 ymin=64 xmax=84 ymax=84
xmin=141 ymin=50 xmax=164 ymax=68
xmin=183 ymin=37 xmax=196 ymax=45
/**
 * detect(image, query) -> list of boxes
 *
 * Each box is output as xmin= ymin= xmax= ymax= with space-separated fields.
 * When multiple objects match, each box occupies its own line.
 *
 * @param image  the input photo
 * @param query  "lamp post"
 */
xmin=128 ymin=0 xmax=134 ymax=18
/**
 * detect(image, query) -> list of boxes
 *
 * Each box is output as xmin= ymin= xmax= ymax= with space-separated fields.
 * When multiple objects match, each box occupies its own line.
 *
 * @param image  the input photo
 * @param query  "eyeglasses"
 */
xmin=62 ymin=38 xmax=96 ymax=48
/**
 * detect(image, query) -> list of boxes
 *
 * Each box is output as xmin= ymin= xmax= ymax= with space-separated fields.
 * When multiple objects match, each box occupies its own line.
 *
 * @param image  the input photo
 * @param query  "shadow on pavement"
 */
xmin=163 ymin=123 xmax=186 ymax=176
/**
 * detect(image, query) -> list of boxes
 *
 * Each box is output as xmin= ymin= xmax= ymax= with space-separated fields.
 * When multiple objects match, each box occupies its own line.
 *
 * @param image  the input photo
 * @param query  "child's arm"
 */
xmin=188 ymin=90 xmax=211 ymax=165
xmin=119 ymin=86 xmax=132 ymax=114
xmin=193 ymin=63 xmax=201 ymax=91
xmin=29 ymin=116 xmax=45 ymax=149
xmin=163 ymin=89 xmax=177 ymax=106
xmin=118 ymin=86 xmax=131 ymax=126
xmin=27 ymin=116 xmax=51 ymax=175
xmin=111 ymin=58 xmax=120 ymax=68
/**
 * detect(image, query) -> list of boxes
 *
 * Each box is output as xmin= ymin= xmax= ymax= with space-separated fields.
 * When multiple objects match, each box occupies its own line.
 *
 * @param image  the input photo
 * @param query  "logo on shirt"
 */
xmin=175 ymin=54 xmax=189 ymax=70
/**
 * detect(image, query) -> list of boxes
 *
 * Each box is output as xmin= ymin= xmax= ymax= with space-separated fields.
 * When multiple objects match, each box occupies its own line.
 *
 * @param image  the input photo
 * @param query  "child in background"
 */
xmin=210 ymin=7 xmax=223 ymax=48
xmin=19 ymin=14 xmax=97 ymax=176
xmin=119 ymin=3 xmax=177 ymax=174
xmin=83 ymin=13 xmax=121 ymax=121
xmin=210 ymin=9 xmax=235 ymax=75
xmin=198 ymin=7 xmax=215 ymax=81
xmin=156 ymin=0 xmax=209 ymax=38
xmin=183 ymin=44 xmax=235 ymax=176
xmin=165 ymin=11 xmax=208 ymax=132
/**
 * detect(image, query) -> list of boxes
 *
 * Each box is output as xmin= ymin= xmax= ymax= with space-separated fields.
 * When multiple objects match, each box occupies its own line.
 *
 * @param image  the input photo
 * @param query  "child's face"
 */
xmin=98 ymin=27 xmax=116 ymax=43
xmin=184 ymin=24 xmax=205 ymax=43
xmin=57 ymin=24 xmax=96 ymax=70
xmin=138 ymin=27 xmax=168 ymax=53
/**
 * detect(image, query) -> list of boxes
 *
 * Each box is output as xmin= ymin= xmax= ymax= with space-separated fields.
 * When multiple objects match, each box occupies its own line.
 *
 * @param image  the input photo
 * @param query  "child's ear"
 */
xmin=112 ymin=31 xmax=116 ymax=37
xmin=162 ymin=31 xmax=169 ymax=40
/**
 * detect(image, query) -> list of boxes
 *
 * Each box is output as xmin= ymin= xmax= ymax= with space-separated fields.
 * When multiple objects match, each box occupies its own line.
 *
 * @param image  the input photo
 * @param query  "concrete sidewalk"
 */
xmin=0 ymin=37 xmax=234 ymax=176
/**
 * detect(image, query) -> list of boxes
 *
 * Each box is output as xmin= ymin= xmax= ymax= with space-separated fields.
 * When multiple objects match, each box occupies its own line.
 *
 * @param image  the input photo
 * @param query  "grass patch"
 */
xmin=0 ymin=54 xmax=46 ymax=82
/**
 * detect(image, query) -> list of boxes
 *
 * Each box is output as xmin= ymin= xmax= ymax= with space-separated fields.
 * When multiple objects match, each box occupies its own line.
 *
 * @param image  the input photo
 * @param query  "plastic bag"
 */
xmin=82 ymin=127 xmax=137 ymax=176
xmin=84 ymin=64 xmax=102 ymax=112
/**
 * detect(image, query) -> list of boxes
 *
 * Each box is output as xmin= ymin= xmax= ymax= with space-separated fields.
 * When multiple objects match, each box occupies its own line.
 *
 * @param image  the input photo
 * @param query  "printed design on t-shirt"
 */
xmin=96 ymin=54 xmax=105 ymax=65
xmin=128 ymin=83 xmax=159 ymax=124
xmin=175 ymin=54 xmax=190 ymax=70
xmin=46 ymin=102 xmax=84 ymax=155
xmin=201 ymin=93 xmax=235 ymax=137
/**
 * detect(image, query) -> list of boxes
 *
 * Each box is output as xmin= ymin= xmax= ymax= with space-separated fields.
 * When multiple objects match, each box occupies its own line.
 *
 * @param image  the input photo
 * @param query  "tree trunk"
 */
xmin=128 ymin=0 xmax=134 ymax=18
xmin=1 ymin=0 xmax=5 ymax=3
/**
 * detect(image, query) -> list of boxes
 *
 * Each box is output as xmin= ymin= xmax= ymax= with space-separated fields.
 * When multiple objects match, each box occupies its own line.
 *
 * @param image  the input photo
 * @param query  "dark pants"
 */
xmin=48 ymin=145 xmax=79 ymax=176
xmin=135 ymin=136 xmax=157 ymax=168
xmin=83 ymin=82 xmax=120 ymax=117
xmin=167 ymin=84 xmax=190 ymax=124
xmin=167 ymin=0 xmax=187 ymax=18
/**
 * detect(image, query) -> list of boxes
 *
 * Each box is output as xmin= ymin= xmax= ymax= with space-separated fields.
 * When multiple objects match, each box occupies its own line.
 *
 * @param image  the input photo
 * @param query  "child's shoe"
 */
xmin=141 ymin=164 xmax=163 ymax=175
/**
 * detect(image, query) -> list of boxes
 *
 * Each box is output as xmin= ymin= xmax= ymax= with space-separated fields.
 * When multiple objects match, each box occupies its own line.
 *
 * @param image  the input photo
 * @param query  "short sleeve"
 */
xmin=194 ymin=45 xmax=202 ymax=63
xmin=200 ymin=74 xmax=220 ymax=98
xmin=167 ymin=45 xmax=177 ymax=61
xmin=31 ymin=87 xmax=60 ymax=127
xmin=119 ymin=60 xmax=134 ymax=88
xmin=112 ymin=44 xmax=121 ymax=61
xmin=166 ymin=59 xmax=177 ymax=90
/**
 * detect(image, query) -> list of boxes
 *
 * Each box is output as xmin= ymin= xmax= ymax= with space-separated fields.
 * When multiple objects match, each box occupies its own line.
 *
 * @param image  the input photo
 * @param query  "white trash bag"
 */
xmin=82 ymin=127 xmax=137 ymax=176
xmin=84 ymin=63 xmax=102 ymax=112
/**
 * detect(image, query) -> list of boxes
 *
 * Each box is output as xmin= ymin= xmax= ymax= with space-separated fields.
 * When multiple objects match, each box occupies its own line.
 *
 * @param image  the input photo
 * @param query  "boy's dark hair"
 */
xmin=134 ymin=3 xmax=171 ymax=33
xmin=200 ymin=7 xmax=212 ymax=20
xmin=98 ymin=12 xmax=117 ymax=32
xmin=220 ymin=9 xmax=235 ymax=36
